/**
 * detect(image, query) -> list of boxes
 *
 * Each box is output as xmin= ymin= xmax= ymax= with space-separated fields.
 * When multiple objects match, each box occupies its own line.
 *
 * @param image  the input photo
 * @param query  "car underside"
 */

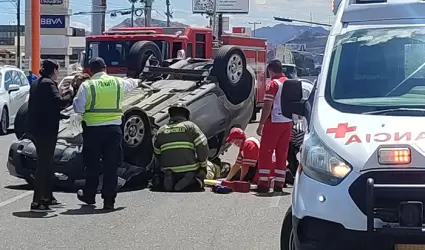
xmin=7 ymin=45 xmax=256 ymax=189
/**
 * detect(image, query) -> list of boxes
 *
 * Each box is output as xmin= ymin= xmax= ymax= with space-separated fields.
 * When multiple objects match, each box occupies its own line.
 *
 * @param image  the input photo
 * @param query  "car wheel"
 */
xmin=213 ymin=45 xmax=252 ymax=105
xmin=127 ymin=41 xmax=163 ymax=78
xmin=14 ymin=102 xmax=28 ymax=139
xmin=281 ymin=206 xmax=296 ymax=250
xmin=0 ymin=107 xmax=8 ymax=135
xmin=122 ymin=109 xmax=153 ymax=168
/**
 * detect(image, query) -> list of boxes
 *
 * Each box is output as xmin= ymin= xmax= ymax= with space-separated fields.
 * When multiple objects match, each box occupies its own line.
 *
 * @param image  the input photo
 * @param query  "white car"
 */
xmin=0 ymin=66 xmax=30 ymax=135
xmin=281 ymin=1 xmax=425 ymax=250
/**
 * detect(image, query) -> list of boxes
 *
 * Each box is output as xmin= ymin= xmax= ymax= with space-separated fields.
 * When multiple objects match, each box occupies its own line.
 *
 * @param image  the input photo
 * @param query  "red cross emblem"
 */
xmin=326 ymin=123 xmax=356 ymax=139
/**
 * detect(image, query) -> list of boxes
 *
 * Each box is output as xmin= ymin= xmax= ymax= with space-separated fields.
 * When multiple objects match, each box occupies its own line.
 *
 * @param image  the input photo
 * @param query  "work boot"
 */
xmin=274 ymin=186 xmax=283 ymax=193
xmin=77 ymin=189 xmax=96 ymax=205
xmin=174 ymin=172 xmax=196 ymax=191
xmin=256 ymin=186 xmax=270 ymax=193
xmin=163 ymin=171 xmax=174 ymax=192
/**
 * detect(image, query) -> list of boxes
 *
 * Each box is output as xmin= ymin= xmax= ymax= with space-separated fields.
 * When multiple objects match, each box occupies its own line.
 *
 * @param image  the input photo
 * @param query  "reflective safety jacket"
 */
xmin=153 ymin=119 xmax=209 ymax=173
xmin=82 ymin=75 xmax=124 ymax=126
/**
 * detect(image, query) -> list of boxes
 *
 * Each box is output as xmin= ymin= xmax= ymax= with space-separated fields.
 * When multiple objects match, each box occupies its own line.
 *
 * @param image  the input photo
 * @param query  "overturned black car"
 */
xmin=7 ymin=46 xmax=257 ymax=189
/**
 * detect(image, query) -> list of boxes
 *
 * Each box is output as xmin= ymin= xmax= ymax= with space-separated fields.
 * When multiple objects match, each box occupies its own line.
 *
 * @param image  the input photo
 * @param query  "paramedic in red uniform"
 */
xmin=256 ymin=59 xmax=292 ymax=193
xmin=224 ymin=128 xmax=260 ymax=183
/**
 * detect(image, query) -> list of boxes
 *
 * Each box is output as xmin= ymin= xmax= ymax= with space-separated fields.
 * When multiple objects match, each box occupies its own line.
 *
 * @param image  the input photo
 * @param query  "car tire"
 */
xmin=122 ymin=109 xmax=153 ymax=168
xmin=14 ymin=102 xmax=28 ymax=139
xmin=213 ymin=45 xmax=252 ymax=104
xmin=0 ymin=107 xmax=8 ymax=135
xmin=127 ymin=41 xmax=163 ymax=78
xmin=281 ymin=206 xmax=296 ymax=250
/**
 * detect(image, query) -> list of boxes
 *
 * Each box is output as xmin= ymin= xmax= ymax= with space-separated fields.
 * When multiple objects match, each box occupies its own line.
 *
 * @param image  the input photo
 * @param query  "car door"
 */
xmin=7 ymin=70 xmax=24 ymax=123
xmin=3 ymin=70 xmax=18 ymax=123
xmin=17 ymin=70 xmax=30 ymax=103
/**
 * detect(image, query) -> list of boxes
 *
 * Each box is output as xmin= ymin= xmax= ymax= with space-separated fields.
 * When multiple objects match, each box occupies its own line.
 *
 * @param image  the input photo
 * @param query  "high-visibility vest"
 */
xmin=82 ymin=75 xmax=124 ymax=125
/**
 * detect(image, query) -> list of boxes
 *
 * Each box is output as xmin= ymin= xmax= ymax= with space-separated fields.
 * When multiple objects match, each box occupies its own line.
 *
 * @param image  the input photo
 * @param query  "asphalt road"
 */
xmin=0 ymin=123 xmax=291 ymax=250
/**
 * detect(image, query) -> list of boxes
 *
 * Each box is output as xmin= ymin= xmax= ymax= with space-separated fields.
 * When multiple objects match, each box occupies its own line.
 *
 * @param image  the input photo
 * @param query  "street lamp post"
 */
xmin=273 ymin=16 xmax=332 ymax=27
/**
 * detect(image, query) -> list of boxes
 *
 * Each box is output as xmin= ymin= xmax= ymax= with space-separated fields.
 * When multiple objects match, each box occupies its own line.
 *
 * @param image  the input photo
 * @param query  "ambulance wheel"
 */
xmin=213 ymin=45 xmax=252 ymax=105
xmin=122 ymin=109 xmax=153 ymax=168
xmin=127 ymin=41 xmax=163 ymax=78
xmin=14 ymin=102 xmax=28 ymax=139
xmin=281 ymin=206 xmax=296 ymax=250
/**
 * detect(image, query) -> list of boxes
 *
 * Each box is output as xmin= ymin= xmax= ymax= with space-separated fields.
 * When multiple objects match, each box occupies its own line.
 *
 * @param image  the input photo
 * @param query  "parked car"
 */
xmin=0 ymin=66 xmax=30 ymax=135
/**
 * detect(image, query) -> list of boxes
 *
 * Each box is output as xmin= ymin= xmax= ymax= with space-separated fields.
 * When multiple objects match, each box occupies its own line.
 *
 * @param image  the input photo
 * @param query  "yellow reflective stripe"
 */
xmin=194 ymin=135 xmax=207 ymax=146
xmin=166 ymin=163 xmax=199 ymax=173
xmin=153 ymin=146 xmax=161 ymax=154
xmin=198 ymin=161 xmax=208 ymax=168
xmin=160 ymin=141 xmax=194 ymax=152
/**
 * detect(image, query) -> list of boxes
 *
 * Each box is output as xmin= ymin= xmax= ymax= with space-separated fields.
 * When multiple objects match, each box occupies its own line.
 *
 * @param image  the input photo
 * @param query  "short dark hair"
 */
xmin=88 ymin=57 xmax=106 ymax=72
xmin=267 ymin=59 xmax=283 ymax=74
xmin=39 ymin=59 xmax=59 ymax=77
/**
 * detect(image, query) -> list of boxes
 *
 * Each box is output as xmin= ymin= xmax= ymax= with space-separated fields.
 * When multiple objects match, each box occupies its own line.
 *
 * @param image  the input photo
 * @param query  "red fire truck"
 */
xmin=83 ymin=26 xmax=267 ymax=119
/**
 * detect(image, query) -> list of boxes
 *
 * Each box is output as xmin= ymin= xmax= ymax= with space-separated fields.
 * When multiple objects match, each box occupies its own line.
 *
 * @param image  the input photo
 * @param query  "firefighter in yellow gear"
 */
xmin=153 ymin=103 xmax=209 ymax=192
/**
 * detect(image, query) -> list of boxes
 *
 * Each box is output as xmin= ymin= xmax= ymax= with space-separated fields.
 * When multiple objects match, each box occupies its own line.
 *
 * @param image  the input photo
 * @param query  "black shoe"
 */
xmin=77 ymin=189 xmax=96 ymax=205
xmin=48 ymin=198 xmax=65 ymax=207
xmin=256 ymin=186 xmax=270 ymax=193
xmin=30 ymin=202 xmax=55 ymax=213
xmin=164 ymin=171 xmax=174 ymax=192
xmin=274 ymin=186 xmax=283 ymax=193
xmin=103 ymin=203 xmax=114 ymax=210
xmin=174 ymin=172 xmax=196 ymax=191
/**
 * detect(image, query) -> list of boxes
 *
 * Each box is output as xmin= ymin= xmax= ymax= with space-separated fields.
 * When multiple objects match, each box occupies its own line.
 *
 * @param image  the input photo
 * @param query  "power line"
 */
xmin=248 ymin=21 xmax=261 ymax=36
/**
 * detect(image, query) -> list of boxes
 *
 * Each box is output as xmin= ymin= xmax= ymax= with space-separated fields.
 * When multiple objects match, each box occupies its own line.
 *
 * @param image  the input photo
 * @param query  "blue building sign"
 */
xmin=40 ymin=0 xmax=63 ymax=4
xmin=40 ymin=15 xmax=65 ymax=28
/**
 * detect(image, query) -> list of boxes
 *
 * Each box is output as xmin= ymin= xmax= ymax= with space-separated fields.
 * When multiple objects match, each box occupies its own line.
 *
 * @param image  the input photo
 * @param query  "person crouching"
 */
xmin=153 ymin=103 xmax=209 ymax=192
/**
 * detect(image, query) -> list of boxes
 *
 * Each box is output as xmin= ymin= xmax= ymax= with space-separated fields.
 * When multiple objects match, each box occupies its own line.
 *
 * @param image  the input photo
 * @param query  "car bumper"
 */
xmin=293 ymin=215 xmax=425 ymax=250
xmin=7 ymin=141 xmax=85 ymax=186
xmin=293 ymin=170 xmax=425 ymax=250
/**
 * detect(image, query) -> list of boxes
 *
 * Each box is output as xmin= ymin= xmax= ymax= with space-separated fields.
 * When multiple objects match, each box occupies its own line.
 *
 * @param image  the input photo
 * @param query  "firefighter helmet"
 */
xmin=168 ymin=103 xmax=190 ymax=120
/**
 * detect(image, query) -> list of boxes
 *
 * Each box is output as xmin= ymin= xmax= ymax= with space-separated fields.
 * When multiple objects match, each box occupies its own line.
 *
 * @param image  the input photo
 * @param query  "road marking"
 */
xmin=0 ymin=191 xmax=33 ymax=208
xmin=269 ymin=196 xmax=282 ymax=207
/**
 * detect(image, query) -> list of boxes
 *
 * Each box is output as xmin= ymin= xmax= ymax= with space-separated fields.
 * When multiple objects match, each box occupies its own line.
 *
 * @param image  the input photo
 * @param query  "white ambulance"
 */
xmin=281 ymin=0 xmax=425 ymax=249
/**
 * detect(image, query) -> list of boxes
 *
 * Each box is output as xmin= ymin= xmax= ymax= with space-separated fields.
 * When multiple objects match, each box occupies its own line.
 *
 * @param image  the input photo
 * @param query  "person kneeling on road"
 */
xmin=153 ymin=103 xmax=209 ymax=192
xmin=224 ymin=128 xmax=260 ymax=183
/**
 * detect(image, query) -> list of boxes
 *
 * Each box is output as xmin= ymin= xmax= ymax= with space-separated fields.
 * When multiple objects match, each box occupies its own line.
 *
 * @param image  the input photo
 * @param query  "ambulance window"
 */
xmin=325 ymin=26 xmax=425 ymax=113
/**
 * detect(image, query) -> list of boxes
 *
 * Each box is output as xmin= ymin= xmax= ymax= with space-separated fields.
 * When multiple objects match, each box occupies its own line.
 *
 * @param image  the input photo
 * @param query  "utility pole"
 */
xmin=130 ymin=0 xmax=136 ymax=27
xmin=144 ymin=0 xmax=152 ymax=27
xmin=165 ymin=0 xmax=171 ymax=27
xmin=16 ymin=0 xmax=20 ymax=68
xmin=249 ymin=21 xmax=261 ymax=36
xmin=211 ymin=0 xmax=217 ymax=39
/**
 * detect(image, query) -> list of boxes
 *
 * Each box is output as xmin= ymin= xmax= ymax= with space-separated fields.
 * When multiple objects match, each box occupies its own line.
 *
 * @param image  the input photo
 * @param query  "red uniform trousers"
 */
xmin=257 ymin=120 xmax=293 ymax=189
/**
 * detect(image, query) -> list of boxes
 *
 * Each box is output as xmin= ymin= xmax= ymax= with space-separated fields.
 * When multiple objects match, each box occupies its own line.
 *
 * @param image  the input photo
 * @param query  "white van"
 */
xmin=281 ymin=0 xmax=425 ymax=249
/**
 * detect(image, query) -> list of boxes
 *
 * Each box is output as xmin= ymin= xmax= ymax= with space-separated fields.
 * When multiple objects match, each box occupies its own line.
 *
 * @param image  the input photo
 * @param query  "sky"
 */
xmin=0 ymin=0 xmax=334 ymax=30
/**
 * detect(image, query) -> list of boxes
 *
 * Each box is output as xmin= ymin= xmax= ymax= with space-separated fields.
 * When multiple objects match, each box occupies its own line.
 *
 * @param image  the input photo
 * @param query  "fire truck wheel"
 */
xmin=127 ymin=41 xmax=163 ymax=78
xmin=213 ymin=45 xmax=248 ymax=90
xmin=14 ymin=102 xmax=28 ymax=139
xmin=122 ymin=109 xmax=153 ymax=168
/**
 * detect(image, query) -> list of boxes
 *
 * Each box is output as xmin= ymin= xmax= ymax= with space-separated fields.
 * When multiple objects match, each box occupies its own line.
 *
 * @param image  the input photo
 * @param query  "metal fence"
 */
xmin=0 ymin=58 xmax=80 ymax=80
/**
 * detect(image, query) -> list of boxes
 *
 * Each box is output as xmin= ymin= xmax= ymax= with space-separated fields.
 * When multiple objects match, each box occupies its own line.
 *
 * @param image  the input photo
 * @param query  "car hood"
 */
xmin=314 ymin=98 xmax=425 ymax=172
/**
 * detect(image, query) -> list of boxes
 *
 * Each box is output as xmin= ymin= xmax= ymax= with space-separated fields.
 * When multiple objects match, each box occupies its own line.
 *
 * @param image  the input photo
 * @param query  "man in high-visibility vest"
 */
xmin=153 ymin=103 xmax=209 ymax=192
xmin=72 ymin=57 xmax=138 ymax=210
